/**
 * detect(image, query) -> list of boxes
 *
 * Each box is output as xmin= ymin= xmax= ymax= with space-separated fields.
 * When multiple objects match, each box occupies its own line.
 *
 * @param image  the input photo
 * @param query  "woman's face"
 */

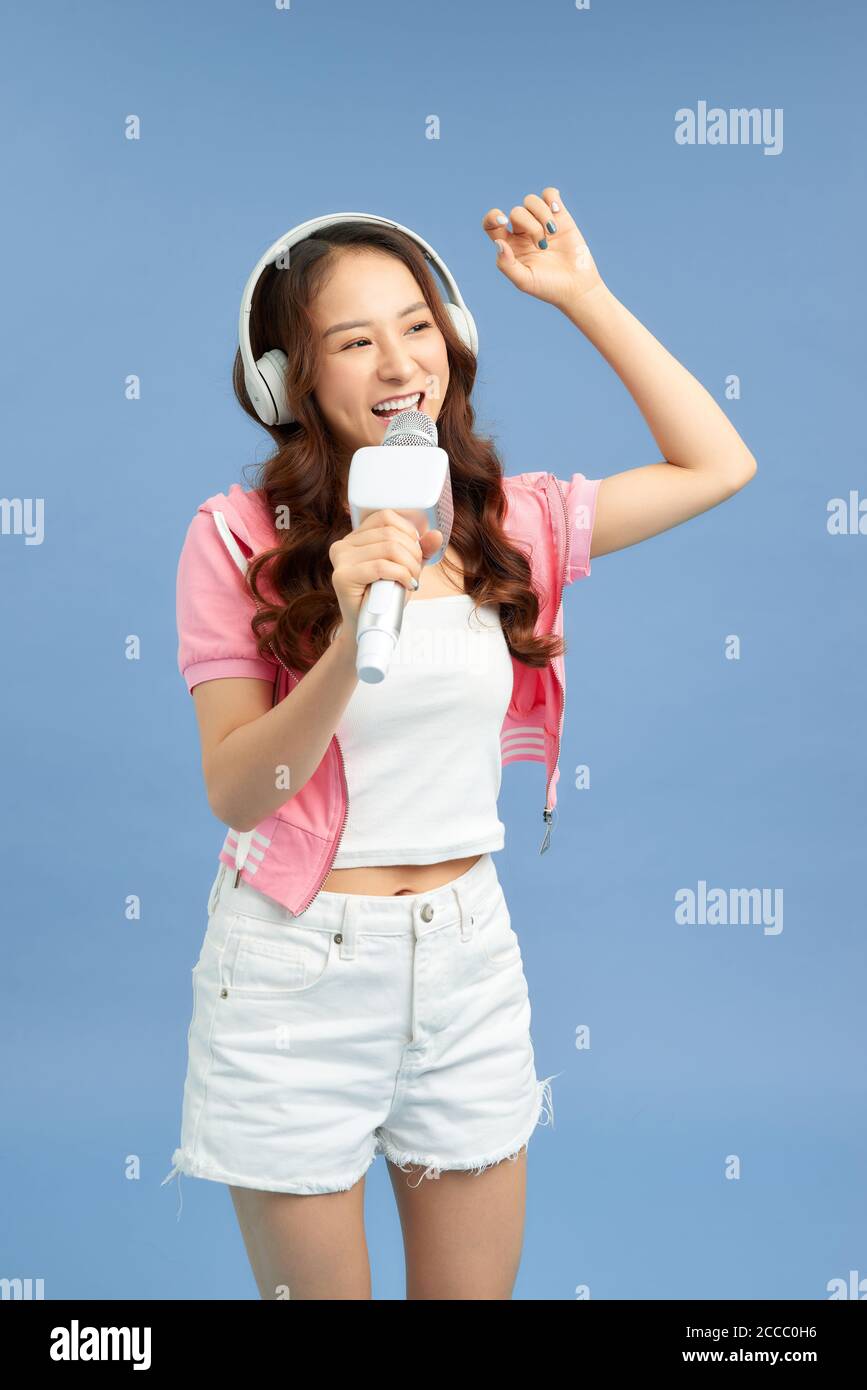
xmin=310 ymin=249 xmax=450 ymax=459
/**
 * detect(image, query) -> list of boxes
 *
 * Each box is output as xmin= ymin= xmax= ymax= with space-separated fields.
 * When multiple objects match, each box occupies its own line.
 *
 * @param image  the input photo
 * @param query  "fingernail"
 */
xmin=546 ymin=220 xmax=557 ymax=234
xmin=538 ymin=238 xmax=548 ymax=250
xmin=496 ymin=241 xmax=505 ymax=255
xmin=496 ymin=214 xmax=508 ymax=225
xmin=551 ymin=201 xmax=560 ymax=212
xmin=411 ymin=577 xmax=419 ymax=589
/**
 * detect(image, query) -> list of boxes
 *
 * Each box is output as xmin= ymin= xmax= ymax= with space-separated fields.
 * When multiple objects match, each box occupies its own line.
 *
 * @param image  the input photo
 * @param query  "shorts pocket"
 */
xmin=185 ymin=965 xmax=200 ymax=1052
xmin=477 ymin=890 xmax=522 ymax=973
xmin=222 ymin=916 xmax=336 ymax=998
xmin=206 ymin=865 xmax=226 ymax=918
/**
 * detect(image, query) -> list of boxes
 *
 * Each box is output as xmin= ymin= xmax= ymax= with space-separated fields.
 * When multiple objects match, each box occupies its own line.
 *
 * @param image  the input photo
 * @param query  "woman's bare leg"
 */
xmin=229 ymin=1176 xmax=371 ymax=1300
xmin=386 ymin=1149 xmax=527 ymax=1299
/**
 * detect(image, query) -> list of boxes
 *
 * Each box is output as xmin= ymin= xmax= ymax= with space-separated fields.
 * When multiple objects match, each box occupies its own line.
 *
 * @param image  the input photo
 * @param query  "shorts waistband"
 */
xmin=207 ymin=852 xmax=501 ymax=939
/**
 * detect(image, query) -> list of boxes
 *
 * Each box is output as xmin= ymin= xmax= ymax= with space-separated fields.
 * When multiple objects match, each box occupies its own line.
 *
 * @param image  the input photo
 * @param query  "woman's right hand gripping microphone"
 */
xmin=337 ymin=405 xmax=453 ymax=683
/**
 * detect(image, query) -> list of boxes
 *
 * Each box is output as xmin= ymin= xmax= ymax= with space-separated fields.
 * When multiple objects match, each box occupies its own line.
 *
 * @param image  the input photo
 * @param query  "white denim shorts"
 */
xmin=161 ymin=852 xmax=559 ymax=1208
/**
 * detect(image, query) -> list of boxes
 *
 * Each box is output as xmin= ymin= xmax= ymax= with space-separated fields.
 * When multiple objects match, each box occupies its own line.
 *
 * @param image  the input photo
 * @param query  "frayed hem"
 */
xmin=376 ymin=1071 xmax=563 ymax=1189
xmin=159 ymin=1146 xmax=378 ymax=1219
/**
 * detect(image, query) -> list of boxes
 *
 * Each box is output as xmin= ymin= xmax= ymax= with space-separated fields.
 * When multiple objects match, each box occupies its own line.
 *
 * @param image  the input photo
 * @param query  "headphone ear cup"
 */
xmin=252 ymin=348 xmax=293 ymax=426
xmin=445 ymin=302 xmax=479 ymax=357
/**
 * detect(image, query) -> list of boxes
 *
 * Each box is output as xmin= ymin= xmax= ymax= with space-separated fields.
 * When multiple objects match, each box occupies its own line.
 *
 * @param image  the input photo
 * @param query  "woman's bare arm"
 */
xmin=193 ymin=629 xmax=359 ymax=832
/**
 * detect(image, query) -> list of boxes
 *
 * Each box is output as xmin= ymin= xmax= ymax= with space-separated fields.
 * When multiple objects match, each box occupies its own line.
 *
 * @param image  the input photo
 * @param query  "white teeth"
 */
xmin=372 ymin=392 xmax=422 ymax=414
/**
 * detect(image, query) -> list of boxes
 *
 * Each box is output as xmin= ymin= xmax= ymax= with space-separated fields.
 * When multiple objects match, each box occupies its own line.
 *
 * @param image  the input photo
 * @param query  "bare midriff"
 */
xmin=322 ymin=544 xmax=479 ymax=896
xmin=321 ymin=854 xmax=483 ymax=896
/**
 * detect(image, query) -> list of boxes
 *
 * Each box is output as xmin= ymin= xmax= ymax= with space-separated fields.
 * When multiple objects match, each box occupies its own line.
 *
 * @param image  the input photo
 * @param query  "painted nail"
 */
xmin=411 ymin=577 xmax=419 ymax=589
xmin=538 ymin=238 xmax=548 ymax=249
xmin=546 ymin=219 xmax=557 ymax=234
xmin=496 ymin=214 xmax=508 ymax=225
xmin=551 ymin=201 xmax=560 ymax=212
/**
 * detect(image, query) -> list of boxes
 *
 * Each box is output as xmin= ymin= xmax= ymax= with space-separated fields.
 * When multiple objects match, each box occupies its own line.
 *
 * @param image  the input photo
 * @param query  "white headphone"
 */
xmin=238 ymin=212 xmax=479 ymax=427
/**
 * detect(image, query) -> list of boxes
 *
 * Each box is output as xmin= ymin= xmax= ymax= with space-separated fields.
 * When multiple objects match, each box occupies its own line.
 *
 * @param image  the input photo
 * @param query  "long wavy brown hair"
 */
xmin=232 ymin=220 xmax=565 ymax=675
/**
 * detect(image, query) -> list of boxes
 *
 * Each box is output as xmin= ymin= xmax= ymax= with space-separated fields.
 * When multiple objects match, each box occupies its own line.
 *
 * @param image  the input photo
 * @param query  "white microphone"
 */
xmin=348 ymin=407 xmax=454 ymax=683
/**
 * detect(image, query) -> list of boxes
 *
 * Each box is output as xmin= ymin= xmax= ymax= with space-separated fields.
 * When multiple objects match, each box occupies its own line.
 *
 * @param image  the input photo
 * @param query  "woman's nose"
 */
xmin=376 ymin=340 xmax=418 ymax=376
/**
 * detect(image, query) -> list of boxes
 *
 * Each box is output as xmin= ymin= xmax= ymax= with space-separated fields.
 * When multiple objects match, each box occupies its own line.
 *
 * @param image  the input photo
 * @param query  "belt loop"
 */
xmin=453 ymin=884 xmax=474 ymax=942
xmin=338 ymin=895 xmax=357 ymax=960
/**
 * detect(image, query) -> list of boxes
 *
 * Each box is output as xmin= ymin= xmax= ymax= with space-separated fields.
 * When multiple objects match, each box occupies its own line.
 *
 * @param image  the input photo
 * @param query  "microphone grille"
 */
xmin=382 ymin=407 xmax=438 ymax=448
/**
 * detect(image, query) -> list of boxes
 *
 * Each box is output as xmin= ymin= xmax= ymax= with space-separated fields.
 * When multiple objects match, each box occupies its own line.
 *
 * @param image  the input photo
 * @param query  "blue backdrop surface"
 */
xmin=1 ymin=0 xmax=864 ymax=1301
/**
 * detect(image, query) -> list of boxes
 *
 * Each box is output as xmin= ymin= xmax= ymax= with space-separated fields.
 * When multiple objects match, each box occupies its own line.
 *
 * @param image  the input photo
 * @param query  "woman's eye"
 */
xmin=342 ymin=321 xmax=431 ymax=350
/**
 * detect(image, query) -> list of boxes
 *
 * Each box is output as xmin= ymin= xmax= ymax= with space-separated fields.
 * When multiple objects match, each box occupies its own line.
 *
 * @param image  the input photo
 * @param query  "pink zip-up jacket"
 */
xmin=176 ymin=471 xmax=600 ymax=915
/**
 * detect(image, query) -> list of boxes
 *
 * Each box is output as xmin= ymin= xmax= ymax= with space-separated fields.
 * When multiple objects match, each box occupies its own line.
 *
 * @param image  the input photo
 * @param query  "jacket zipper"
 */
xmin=231 ymin=588 xmax=350 ymax=910
xmin=540 ymin=474 xmax=570 ymax=855
xmin=283 ymin=650 xmax=351 ymax=916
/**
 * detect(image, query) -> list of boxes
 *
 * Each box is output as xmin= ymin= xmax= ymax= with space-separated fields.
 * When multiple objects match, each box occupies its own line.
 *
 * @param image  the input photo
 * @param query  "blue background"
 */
xmin=2 ymin=0 xmax=864 ymax=1301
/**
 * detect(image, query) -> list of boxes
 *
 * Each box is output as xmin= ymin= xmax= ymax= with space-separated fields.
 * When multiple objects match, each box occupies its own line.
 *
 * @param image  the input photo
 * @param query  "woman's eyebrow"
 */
xmin=322 ymin=301 xmax=428 ymax=339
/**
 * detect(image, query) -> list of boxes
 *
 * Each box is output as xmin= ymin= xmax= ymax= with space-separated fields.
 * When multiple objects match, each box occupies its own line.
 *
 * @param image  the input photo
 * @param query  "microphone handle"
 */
xmin=355 ymin=578 xmax=409 ymax=683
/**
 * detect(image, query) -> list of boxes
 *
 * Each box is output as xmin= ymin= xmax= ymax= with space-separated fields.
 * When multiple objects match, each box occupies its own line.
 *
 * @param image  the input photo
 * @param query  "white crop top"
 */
xmin=331 ymin=595 xmax=514 ymax=867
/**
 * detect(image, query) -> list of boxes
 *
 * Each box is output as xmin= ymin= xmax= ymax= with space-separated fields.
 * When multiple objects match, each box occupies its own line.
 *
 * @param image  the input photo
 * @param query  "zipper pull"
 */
xmin=233 ymin=828 xmax=254 ymax=884
xmin=539 ymin=808 xmax=553 ymax=855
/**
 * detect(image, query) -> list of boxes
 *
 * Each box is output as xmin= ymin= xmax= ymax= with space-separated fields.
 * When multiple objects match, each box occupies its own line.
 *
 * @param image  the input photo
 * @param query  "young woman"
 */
xmin=163 ymin=190 xmax=756 ymax=1299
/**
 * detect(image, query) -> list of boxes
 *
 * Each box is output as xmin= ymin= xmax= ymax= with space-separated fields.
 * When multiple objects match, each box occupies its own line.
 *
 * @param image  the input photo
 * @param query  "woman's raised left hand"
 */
xmin=482 ymin=186 xmax=605 ymax=308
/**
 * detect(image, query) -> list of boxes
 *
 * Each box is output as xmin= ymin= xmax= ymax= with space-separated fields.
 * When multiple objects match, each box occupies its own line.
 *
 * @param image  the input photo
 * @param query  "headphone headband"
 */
xmin=238 ymin=212 xmax=479 ymax=426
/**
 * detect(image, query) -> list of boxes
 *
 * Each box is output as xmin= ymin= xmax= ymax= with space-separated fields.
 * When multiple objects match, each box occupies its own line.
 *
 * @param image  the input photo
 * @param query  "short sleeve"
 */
xmin=176 ymin=510 xmax=277 ymax=695
xmin=558 ymin=472 xmax=601 ymax=584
